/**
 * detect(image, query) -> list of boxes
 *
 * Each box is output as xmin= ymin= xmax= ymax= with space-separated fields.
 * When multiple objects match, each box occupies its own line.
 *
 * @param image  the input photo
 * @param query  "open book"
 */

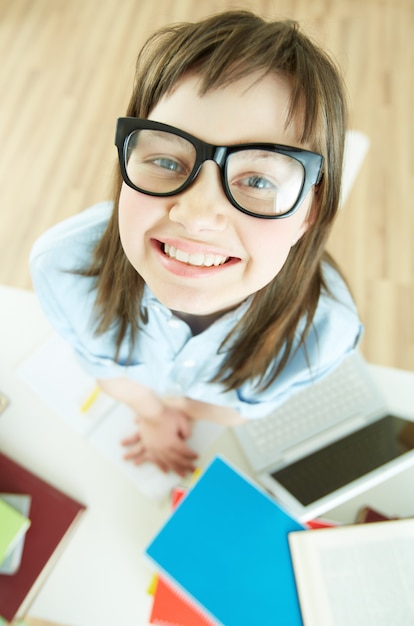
xmin=18 ymin=333 xmax=224 ymax=503
xmin=289 ymin=518 xmax=414 ymax=625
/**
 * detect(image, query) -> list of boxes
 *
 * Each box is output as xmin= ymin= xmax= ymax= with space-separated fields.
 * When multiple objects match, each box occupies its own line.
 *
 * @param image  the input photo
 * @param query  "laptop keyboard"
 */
xmin=236 ymin=355 xmax=381 ymax=469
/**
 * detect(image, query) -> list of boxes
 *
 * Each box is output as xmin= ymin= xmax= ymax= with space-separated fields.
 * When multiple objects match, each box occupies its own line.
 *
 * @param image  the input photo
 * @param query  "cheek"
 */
xmin=119 ymin=184 xmax=144 ymax=231
xmin=241 ymin=191 xmax=312 ymax=273
xmin=244 ymin=217 xmax=303 ymax=274
xmin=259 ymin=199 xmax=312 ymax=274
xmin=118 ymin=185 xmax=155 ymax=271
xmin=238 ymin=203 xmax=312 ymax=293
xmin=118 ymin=183 xmax=158 ymax=250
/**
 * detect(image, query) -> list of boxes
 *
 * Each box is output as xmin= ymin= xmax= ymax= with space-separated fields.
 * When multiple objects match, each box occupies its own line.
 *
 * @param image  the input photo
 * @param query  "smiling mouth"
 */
xmin=163 ymin=243 xmax=230 ymax=267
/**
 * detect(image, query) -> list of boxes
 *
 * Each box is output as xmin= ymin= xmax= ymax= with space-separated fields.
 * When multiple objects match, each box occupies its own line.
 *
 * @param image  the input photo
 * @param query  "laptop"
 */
xmin=232 ymin=352 xmax=414 ymax=521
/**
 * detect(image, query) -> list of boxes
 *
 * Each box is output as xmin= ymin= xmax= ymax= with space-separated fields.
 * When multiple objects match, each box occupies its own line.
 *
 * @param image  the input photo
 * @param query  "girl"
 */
xmin=30 ymin=11 xmax=362 ymax=476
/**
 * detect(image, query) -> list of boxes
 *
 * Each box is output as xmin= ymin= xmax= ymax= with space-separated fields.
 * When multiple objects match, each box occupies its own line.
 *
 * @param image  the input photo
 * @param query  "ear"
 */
xmin=291 ymin=219 xmax=310 ymax=246
xmin=291 ymin=196 xmax=317 ymax=246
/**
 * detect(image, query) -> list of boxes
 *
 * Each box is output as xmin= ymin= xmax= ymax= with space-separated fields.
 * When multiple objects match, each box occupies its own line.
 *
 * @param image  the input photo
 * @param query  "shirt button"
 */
xmin=182 ymin=359 xmax=196 ymax=368
xmin=168 ymin=319 xmax=181 ymax=328
xmin=149 ymin=303 xmax=161 ymax=312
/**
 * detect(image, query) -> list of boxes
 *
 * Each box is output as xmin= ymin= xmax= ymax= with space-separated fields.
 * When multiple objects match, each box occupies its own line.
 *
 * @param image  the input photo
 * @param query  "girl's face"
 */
xmin=118 ymin=73 xmax=314 ymax=317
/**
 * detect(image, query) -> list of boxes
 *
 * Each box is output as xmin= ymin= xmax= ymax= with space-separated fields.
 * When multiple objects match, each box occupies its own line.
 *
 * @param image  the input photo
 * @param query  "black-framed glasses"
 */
xmin=115 ymin=117 xmax=324 ymax=219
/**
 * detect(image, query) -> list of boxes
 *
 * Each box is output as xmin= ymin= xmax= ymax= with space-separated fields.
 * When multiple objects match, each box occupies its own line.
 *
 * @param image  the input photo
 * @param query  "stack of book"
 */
xmin=0 ymin=452 xmax=86 ymax=623
xmin=145 ymin=456 xmax=306 ymax=626
xmin=148 ymin=487 xmax=217 ymax=626
xmin=144 ymin=456 xmax=414 ymax=626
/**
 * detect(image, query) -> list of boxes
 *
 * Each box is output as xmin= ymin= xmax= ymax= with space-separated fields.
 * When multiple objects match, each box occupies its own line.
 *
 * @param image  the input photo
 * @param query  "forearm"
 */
xmin=97 ymin=377 xmax=164 ymax=419
xmin=166 ymin=396 xmax=246 ymax=426
xmin=97 ymin=377 xmax=245 ymax=426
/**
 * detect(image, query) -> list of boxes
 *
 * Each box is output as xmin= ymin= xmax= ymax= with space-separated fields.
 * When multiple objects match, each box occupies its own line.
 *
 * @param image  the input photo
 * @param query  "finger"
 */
xmin=141 ymin=448 xmax=173 ymax=474
xmin=174 ymin=440 xmax=199 ymax=460
xmin=121 ymin=431 xmax=142 ymax=446
xmin=170 ymin=458 xmax=198 ymax=475
xmin=149 ymin=456 xmax=170 ymax=473
xmin=123 ymin=442 xmax=146 ymax=461
xmin=145 ymin=447 xmax=196 ymax=476
xmin=178 ymin=417 xmax=193 ymax=440
xmin=159 ymin=449 xmax=198 ymax=476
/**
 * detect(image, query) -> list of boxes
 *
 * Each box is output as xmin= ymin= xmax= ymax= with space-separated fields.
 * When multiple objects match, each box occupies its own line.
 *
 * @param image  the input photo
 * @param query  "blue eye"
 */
xmin=244 ymin=175 xmax=274 ymax=190
xmin=235 ymin=174 xmax=276 ymax=193
xmin=153 ymin=157 xmax=183 ymax=173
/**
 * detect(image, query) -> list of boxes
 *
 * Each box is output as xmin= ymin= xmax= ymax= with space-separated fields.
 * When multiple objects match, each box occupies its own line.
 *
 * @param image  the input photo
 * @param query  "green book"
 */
xmin=0 ymin=494 xmax=32 ymax=574
xmin=0 ymin=497 xmax=31 ymax=565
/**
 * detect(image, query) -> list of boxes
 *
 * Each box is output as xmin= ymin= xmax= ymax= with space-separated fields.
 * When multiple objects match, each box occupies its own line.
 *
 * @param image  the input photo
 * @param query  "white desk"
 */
xmin=1 ymin=285 xmax=414 ymax=626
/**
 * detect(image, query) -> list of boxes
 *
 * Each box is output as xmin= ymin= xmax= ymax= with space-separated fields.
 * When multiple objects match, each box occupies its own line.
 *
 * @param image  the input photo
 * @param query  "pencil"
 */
xmin=80 ymin=386 xmax=101 ymax=413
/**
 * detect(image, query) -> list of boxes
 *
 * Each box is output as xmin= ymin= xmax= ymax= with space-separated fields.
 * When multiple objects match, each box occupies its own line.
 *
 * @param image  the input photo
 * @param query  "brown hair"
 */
xmin=85 ymin=10 xmax=348 ymax=391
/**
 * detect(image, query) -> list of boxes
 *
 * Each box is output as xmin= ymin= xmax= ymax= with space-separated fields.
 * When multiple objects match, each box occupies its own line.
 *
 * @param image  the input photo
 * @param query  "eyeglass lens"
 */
xmin=125 ymin=129 xmax=305 ymax=216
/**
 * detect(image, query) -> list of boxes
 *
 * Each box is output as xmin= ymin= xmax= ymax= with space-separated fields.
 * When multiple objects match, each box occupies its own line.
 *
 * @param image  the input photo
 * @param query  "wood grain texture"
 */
xmin=1 ymin=0 xmax=413 ymax=377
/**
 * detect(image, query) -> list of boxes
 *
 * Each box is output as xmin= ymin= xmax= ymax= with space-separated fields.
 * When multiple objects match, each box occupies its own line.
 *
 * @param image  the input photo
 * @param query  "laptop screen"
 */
xmin=270 ymin=414 xmax=414 ymax=506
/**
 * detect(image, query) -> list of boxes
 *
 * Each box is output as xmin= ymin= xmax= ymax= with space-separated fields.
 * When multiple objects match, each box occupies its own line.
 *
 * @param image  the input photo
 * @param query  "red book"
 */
xmin=150 ymin=576 xmax=217 ymax=626
xmin=0 ymin=451 xmax=86 ymax=622
xmin=306 ymin=518 xmax=338 ymax=529
xmin=171 ymin=487 xmax=187 ymax=509
xmin=355 ymin=505 xmax=398 ymax=524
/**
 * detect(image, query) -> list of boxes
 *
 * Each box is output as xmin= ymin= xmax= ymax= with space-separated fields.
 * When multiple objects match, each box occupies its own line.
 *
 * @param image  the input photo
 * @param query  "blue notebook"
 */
xmin=145 ymin=456 xmax=305 ymax=626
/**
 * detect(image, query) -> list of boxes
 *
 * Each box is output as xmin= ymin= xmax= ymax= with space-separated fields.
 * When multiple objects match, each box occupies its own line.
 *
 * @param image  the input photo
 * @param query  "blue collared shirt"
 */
xmin=30 ymin=202 xmax=363 ymax=419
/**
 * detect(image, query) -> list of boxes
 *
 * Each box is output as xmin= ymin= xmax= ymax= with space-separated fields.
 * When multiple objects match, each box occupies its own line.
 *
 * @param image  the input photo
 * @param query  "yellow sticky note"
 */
xmin=147 ymin=573 xmax=158 ymax=595
xmin=190 ymin=467 xmax=202 ymax=484
xmin=80 ymin=386 xmax=101 ymax=413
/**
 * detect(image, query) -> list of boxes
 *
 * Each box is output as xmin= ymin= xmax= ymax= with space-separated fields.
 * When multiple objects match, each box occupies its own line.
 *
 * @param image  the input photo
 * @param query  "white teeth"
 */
xmin=175 ymin=248 xmax=189 ymax=263
xmin=164 ymin=243 xmax=228 ymax=267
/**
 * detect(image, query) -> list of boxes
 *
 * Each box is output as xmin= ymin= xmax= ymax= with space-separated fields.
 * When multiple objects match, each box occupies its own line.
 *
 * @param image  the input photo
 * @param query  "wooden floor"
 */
xmin=0 ymin=3 xmax=413 ymax=625
xmin=1 ymin=0 xmax=413 ymax=374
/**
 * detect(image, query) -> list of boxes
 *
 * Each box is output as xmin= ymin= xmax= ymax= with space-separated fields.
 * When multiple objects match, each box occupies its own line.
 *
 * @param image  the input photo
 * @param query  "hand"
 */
xmin=121 ymin=404 xmax=198 ymax=476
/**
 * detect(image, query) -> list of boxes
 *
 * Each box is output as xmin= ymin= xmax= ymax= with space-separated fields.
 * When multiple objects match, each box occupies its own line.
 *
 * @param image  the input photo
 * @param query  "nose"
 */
xmin=168 ymin=161 xmax=230 ymax=234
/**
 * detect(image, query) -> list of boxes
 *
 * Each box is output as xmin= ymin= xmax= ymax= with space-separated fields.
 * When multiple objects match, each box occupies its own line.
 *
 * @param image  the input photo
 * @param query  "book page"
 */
xmin=88 ymin=402 xmax=224 ymax=502
xmin=18 ymin=334 xmax=116 ymax=436
xmin=18 ymin=333 xmax=224 ymax=503
xmin=289 ymin=519 xmax=414 ymax=626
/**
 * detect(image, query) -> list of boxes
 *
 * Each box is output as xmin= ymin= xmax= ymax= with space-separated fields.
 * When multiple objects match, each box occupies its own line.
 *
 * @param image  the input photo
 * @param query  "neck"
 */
xmin=172 ymin=310 xmax=225 ymax=335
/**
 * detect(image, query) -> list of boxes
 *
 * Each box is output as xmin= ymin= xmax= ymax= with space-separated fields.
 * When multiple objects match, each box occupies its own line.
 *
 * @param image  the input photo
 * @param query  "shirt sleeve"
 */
xmin=29 ymin=202 xmax=130 ymax=379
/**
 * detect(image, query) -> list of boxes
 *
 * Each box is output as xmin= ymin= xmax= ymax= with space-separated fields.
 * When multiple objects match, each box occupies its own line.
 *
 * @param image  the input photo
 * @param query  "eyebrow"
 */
xmin=145 ymin=129 xmax=194 ymax=151
xmin=230 ymin=149 xmax=295 ymax=162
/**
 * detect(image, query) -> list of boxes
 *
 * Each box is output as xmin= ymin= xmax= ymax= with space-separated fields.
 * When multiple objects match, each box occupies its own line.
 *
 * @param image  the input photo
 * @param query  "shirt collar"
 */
xmin=142 ymin=285 xmax=253 ymax=328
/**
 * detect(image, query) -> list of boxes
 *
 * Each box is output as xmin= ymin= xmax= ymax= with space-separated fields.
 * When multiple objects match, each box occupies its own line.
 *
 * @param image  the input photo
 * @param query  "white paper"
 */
xmin=18 ymin=335 xmax=116 ymax=436
xmin=18 ymin=333 xmax=224 ymax=503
